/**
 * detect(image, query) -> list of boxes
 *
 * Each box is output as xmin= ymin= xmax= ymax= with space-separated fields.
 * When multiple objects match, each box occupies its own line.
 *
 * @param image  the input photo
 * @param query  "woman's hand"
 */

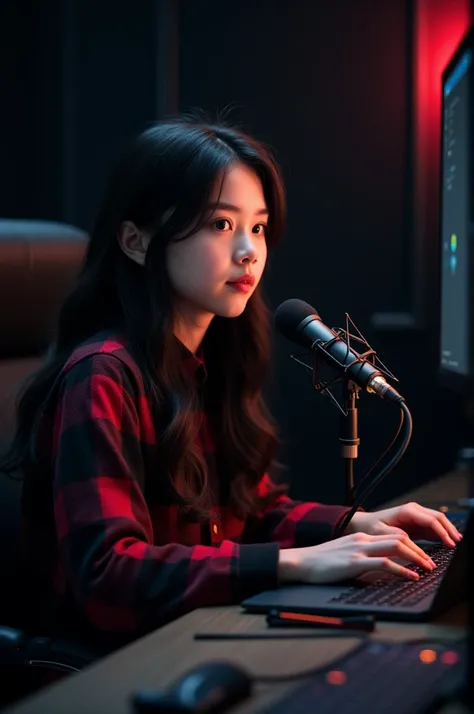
xmin=278 ymin=531 xmax=437 ymax=585
xmin=344 ymin=502 xmax=463 ymax=547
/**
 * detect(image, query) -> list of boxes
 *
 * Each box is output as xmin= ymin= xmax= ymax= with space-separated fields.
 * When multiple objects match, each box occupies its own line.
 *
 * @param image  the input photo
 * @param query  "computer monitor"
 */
xmin=439 ymin=29 xmax=474 ymax=394
xmin=440 ymin=35 xmax=474 ymax=710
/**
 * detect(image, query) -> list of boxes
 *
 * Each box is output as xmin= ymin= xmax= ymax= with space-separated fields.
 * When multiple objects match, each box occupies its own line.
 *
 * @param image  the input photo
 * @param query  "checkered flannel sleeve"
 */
xmin=52 ymin=354 xmax=279 ymax=634
xmin=242 ymin=473 xmax=354 ymax=547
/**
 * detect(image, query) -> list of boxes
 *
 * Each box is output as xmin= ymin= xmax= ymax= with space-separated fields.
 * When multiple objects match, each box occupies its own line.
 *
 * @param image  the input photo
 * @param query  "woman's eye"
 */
xmin=213 ymin=219 xmax=232 ymax=232
xmin=212 ymin=219 xmax=267 ymax=234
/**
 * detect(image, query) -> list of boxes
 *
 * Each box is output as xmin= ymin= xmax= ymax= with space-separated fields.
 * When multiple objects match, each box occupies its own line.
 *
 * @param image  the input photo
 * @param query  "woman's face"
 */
xmin=166 ymin=162 xmax=268 ymax=327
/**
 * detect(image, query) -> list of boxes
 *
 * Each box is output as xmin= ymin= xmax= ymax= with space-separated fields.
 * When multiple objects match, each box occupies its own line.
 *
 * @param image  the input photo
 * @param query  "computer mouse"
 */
xmin=132 ymin=661 xmax=253 ymax=713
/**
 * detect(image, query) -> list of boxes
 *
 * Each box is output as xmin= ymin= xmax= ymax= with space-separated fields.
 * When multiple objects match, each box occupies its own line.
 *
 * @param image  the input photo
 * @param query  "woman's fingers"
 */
xmin=364 ymin=538 xmax=436 ymax=570
xmin=359 ymin=556 xmax=420 ymax=581
xmin=416 ymin=513 xmax=457 ymax=547
xmin=427 ymin=510 xmax=461 ymax=544
xmin=403 ymin=503 xmax=462 ymax=546
xmin=364 ymin=534 xmax=435 ymax=570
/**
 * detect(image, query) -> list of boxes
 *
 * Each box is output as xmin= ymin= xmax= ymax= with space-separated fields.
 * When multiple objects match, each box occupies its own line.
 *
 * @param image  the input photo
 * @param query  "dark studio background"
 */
xmin=0 ymin=0 xmax=472 ymax=508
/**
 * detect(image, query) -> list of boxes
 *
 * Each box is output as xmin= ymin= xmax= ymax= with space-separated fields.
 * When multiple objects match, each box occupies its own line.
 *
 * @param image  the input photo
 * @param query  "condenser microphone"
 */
xmin=275 ymin=299 xmax=404 ymax=403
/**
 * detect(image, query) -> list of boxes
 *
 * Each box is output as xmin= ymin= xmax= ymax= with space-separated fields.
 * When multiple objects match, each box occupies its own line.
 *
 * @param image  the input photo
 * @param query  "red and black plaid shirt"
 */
xmin=24 ymin=332 xmax=352 ymax=637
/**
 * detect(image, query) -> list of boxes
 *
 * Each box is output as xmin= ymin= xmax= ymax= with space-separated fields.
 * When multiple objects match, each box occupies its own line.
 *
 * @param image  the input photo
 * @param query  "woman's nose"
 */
xmin=235 ymin=234 xmax=258 ymax=264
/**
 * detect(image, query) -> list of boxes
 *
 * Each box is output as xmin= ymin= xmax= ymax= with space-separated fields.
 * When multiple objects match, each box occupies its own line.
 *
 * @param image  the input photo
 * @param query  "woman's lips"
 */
xmin=226 ymin=274 xmax=255 ymax=293
xmin=226 ymin=281 xmax=253 ymax=293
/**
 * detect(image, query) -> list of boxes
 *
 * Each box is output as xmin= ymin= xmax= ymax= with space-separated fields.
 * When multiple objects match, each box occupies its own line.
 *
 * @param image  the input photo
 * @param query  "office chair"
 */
xmin=0 ymin=219 xmax=100 ymax=703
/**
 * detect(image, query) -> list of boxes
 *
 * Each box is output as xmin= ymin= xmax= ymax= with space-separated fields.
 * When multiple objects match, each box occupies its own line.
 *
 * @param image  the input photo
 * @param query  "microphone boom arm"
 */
xmin=288 ymin=312 xmax=403 ymax=506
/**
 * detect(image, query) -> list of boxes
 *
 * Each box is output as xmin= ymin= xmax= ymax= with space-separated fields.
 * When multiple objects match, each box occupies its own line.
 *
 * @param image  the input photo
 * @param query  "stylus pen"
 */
xmin=194 ymin=632 xmax=367 ymax=640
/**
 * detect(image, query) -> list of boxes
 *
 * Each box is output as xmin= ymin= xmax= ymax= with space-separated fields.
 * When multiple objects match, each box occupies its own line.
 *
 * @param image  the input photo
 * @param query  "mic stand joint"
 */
xmin=339 ymin=380 xmax=360 ymax=506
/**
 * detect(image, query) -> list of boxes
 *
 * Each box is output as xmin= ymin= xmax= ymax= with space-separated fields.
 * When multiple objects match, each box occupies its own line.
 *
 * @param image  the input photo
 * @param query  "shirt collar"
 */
xmin=176 ymin=338 xmax=208 ymax=383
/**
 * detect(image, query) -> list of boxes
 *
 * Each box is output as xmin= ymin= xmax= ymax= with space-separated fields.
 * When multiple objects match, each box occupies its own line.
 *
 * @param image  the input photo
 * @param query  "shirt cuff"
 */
xmin=285 ymin=504 xmax=351 ymax=546
xmin=334 ymin=505 xmax=365 ymax=536
xmin=236 ymin=542 xmax=280 ymax=599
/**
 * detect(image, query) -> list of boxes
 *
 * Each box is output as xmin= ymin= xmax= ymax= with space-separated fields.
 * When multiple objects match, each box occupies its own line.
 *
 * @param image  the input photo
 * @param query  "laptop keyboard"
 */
xmin=330 ymin=543 xmax=454 ymax=608
xmin=255 ymin=640 xmax=465 ymax=714
xmin=329 ymin=512 xmax=467 ymax=608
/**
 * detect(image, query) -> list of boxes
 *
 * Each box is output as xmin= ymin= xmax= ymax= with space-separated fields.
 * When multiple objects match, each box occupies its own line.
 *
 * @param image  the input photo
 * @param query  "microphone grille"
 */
xmin=274 ymin=299 xmax=320 ymax=340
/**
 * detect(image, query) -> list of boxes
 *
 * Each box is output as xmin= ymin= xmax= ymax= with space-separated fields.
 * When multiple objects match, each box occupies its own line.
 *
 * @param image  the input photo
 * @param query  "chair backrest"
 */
xmin=0 ymin=219 xmax=88 ymax=622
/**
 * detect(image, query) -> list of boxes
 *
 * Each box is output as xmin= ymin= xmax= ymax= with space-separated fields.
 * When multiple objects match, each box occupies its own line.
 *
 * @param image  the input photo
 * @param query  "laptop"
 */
xmin=241 ymin=510 xmax=471 ymax=622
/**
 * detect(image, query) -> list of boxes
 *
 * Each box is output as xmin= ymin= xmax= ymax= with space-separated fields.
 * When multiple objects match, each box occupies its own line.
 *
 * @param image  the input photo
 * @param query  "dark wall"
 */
xmin=0 ymin=0 xmax=37 ymax=217
xmin=0 ymin=0 xmax=469 ymax=506
xmin=179 ymin=0 xmax=466 ymax=506
xmin=0 ymin=0 xmax=168 ymax=227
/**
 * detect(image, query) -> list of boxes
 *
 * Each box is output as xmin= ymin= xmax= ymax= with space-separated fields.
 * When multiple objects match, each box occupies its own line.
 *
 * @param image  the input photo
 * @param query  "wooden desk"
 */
xmin=3 ymin=472 xmax=471 ymax=714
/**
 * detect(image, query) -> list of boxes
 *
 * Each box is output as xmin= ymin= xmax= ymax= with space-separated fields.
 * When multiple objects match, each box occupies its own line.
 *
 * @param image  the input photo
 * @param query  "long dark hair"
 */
xmin=1 ymin=114 xmax=287 ymax=519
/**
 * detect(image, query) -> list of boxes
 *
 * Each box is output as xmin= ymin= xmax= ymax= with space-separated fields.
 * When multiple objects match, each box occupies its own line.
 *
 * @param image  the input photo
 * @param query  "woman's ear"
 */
xmin=117 ymin=221 xmax=151 ymax=266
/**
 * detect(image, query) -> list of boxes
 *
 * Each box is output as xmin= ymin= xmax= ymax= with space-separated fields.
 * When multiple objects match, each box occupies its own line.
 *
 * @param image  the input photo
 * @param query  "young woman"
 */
xmin=2 ymin=117 xmax=461 ymax=647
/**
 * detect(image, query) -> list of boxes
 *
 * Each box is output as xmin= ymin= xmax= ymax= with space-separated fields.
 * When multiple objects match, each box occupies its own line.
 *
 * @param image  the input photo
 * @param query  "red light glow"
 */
xmin=441 ymin=650 xmax=459 ymax=665
xmin=415 ymin=0 xmax=471 ymax=132
xmin=326 ymin=670 xmax=347 ymax=686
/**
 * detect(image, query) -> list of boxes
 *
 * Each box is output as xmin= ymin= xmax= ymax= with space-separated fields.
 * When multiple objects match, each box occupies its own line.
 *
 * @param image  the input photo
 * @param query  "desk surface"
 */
xmin=3 ymin=471 xmax=471 ymax=714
